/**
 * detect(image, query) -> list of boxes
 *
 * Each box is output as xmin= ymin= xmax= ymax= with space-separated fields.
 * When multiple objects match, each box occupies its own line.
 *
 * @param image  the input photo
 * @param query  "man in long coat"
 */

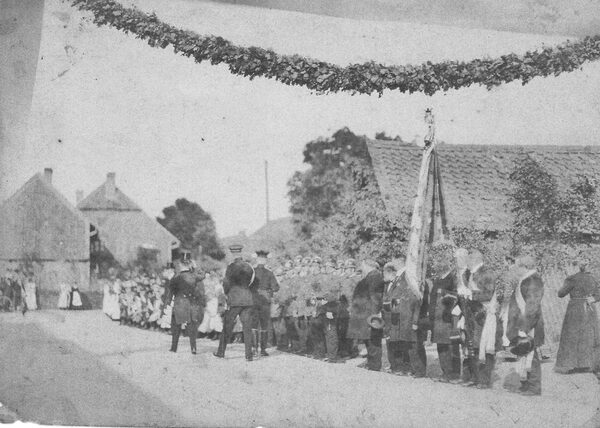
xmin=382 ymin=262 xmax=423 ymax=376
xmin=506 ymin=256 xmax=545 ymax=395
xmin=347 ymin=259 xmax=384 ymax=371
xmin=251 ymin=250 xmax=280 ymax=356
xmin=214 ymin=245 xmax=257 ymax=361
xmin=164 ymin=254 xmax=206 ymax=354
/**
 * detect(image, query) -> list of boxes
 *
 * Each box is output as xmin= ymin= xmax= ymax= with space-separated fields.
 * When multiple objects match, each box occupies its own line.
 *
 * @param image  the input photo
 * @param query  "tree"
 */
xmin=287 ymin=128 xmax=410 ymax=261
xmin=508 ymin=156 xmax=600 ymax=245
xmin=157 ymin=198 xmax=225 ymax=260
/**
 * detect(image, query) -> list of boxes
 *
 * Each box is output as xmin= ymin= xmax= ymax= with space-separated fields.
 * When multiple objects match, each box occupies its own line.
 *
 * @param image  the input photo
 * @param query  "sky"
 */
xmin=2 ymin=0 xmax=600 ymax=237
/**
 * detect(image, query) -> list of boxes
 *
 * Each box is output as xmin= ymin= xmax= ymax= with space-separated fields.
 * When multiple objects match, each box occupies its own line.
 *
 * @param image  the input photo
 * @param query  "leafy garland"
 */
xmin=70 ymin=0 xmax=600 ymax=96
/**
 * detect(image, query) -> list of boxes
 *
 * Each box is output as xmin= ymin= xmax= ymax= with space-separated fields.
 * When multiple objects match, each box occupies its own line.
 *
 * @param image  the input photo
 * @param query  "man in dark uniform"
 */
xmin=214 ymin=244 xmax=257 ymax=361
xmin=251 ymin=250 xmax=280 ymax=357
xmin=163 ymin=252 xmax=206 ymax=354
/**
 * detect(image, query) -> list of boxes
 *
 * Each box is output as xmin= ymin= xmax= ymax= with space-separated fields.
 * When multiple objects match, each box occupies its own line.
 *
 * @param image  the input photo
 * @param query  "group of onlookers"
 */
xmin=0 ymin=268 xmax=38 ymax=313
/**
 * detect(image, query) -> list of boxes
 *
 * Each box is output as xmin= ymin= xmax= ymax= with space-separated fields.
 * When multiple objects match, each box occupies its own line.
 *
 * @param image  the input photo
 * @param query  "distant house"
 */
xmin=366 ymin=140 xmax=600 ymax=232
xmin=0 ymin=169 xmax=93 ymax=290
xmin=77 ymin=172 xmax=179 ymax=269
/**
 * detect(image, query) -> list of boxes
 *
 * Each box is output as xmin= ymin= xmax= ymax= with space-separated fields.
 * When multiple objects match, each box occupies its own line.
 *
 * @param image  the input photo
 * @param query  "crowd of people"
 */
xmin=0 ymin=268 xmax=39 ymax=313
xmin=104 ymin=243 xmax=600 ymax=397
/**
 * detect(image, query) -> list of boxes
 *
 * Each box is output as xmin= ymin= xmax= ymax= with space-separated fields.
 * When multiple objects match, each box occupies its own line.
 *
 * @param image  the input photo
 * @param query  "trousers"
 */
xmin=388 ymin=340 xmax=426 ymax=376
xmin=522 ymin=350 xmax=542 ymax=394
xmin=171 ymin=314 xmax=199 ymax=353
xmin=437 ymin=342 xmax=461 ymax=379
xmin=324 ymin=321 xmax=339 ymax=359
xmin=217 ymin=306 xmax=254 ymax=359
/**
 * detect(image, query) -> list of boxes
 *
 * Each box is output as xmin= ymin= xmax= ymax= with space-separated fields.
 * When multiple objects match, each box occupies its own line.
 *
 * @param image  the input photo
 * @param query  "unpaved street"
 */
xmin=1 ymin=310 xmax=598 ymax=427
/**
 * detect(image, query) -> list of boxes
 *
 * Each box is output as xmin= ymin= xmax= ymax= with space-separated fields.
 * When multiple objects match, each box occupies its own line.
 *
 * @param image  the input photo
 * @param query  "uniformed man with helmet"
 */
xmin=163 ymin=250 xmax=206 ymax=354
xmin=214 ymin=244 xmax=257 ymax=361
xmin=251 ymin=249 xmax=280 ymax=357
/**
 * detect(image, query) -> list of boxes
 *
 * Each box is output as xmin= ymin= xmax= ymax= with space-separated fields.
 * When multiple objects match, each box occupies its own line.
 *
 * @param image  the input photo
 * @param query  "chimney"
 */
xmin=105 ymin=172 xmax=116 ymax=201
xmin=43 ymin=168 xmax=53 ymax=184
xmin=76 ymin=190 xmax=84 ymax=204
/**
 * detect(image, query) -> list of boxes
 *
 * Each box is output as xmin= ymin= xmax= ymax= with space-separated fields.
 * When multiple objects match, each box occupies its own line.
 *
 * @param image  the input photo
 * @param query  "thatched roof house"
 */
xmin=366 ymin=140 xmax=600 ymax=231
xmin=0 ymin=169 xmax=92 ymax=290
xmin=77 ymin=173 xmax=179 ymax=268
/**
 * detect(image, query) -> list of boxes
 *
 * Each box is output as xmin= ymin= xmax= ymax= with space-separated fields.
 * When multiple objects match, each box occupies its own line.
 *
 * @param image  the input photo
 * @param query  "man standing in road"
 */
xmin=164 ymin=252 xmax=206 ymax=355
xmin=214 ymin=245 xmax=257 ymax=361
xmin=347 ymin=259 xmax=385 ymax=371
xmin=251 ymin=249 xmax=280 ymax=357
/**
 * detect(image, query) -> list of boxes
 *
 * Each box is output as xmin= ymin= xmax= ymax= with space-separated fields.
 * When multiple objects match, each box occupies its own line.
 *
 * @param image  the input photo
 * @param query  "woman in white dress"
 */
xmin=24 ymin=276 xmax=37 ymax=311
xmin=199 ymin=273 xmax=224 ymax=336
xmin=69 ymin=284 xmax=83 ymax=310
xmin=58 ymin=281 xmax=71 ymax=309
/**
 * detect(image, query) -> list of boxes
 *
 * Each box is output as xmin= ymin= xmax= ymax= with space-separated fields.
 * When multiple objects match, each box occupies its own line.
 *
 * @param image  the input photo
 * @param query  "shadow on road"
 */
xmin=0 ymin=322 xmax=183 ymax=426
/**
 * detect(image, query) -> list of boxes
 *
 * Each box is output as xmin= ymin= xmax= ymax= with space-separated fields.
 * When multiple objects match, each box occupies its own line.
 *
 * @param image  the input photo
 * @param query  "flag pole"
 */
xmin=404 ymin=108 xmax=448 ymax=298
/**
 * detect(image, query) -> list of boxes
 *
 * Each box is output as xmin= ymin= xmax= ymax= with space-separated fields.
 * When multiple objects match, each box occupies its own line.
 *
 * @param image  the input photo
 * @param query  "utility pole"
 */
xmin=264 ymin=160 xmax=270 ymax=224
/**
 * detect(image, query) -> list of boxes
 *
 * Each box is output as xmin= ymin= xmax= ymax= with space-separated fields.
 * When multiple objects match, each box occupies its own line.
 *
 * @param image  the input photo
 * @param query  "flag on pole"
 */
xmin=404 ymin=109 xmax=449 ymax=298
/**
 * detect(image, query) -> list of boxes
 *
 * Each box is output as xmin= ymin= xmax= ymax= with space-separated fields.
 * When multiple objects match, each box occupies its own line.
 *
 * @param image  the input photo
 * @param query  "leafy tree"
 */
xmin=288 ymin=128 xmax=409 ymax=261
xmin=508 ymin=155 xmax=562 ymax=242
xmin=157 ymin=198 xmax=225 ymax=260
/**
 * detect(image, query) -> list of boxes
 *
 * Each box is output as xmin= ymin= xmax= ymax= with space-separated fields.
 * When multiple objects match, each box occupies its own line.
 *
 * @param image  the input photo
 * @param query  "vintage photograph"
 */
xmin=1 ymin=0 xmax=600 ymax=426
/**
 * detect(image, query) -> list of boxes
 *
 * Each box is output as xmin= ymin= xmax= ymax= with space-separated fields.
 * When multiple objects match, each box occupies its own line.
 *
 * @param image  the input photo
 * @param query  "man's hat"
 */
xmin=312 ymin=256 xmax=322 ymax=264
xmin=367 ymin=314 xmax=385 ymax=330
xmin=509 ymin=335 xmax=535 ymax=356
xmin=256 ymin=250 xmax=270 ymax=258
xmin=229 ymin=244 xmax=243 ymax=253
xmin=345 ymin=259 xmax=357 ymax=268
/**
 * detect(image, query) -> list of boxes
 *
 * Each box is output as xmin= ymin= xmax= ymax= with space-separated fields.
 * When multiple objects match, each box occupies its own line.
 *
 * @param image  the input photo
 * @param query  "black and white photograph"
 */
xmin=1 ymin=0 xmax=600 ymax=426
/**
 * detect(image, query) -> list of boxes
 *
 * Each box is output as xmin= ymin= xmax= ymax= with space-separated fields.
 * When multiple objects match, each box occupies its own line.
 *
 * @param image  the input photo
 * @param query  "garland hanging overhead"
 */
xmin=70 ymin=0 xmax=600 ymax=96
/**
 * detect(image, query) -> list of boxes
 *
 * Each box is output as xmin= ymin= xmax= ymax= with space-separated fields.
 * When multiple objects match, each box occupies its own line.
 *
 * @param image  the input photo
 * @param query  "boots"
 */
xmin=260 ymin=330 xmax=269 ymax=356
xmin=252 ymin=329 xmax=260 ymax=358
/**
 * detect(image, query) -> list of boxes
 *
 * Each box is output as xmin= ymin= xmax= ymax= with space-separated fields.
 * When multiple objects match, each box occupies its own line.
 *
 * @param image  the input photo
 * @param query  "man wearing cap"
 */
xmin=163 ymin=252 xmax=206 ymax=354
xmin=251 ymin=250 xmax=280 ymax=357
xmin=214 ymin=245 xmax=257 ymax=361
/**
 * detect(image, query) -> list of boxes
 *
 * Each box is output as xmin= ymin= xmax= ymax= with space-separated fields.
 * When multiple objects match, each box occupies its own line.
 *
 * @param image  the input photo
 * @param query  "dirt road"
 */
xmin=0 ymin=310 xmax=598 ymax=427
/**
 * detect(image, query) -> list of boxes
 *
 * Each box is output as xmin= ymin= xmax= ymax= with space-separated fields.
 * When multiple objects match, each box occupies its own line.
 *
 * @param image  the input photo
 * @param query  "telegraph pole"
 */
xmin=264 ymin=160 xmax=270 ymax=224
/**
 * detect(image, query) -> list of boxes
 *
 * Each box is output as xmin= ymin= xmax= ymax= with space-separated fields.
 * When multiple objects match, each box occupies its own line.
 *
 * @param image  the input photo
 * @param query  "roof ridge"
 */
xmin=367 ymin=138 xmax=600 ymax=152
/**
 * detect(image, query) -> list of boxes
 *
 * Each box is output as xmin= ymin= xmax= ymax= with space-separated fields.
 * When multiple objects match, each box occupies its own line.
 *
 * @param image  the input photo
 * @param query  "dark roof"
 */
xmin=77 ymin=181 xmax=141 ymax=211
xmin=366 ymin=140 xmax=600 ymax=231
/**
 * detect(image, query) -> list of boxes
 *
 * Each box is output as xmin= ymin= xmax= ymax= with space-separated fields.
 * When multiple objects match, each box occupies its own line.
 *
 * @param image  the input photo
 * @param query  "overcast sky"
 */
xmin=3 ymin=0 xmax=600 ymax=237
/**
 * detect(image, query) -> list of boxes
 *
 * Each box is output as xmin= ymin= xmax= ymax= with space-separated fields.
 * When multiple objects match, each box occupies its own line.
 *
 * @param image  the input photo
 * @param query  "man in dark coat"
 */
xmin=214 ymin=245 xmax=257 ymax=361
xmin=164 ymin=254 xmax=206 ymax=354
xmin=382 ymin=262 xmax=424 ymax=376
xmin=251 ymin=250 xmax=280 ymax=356
xmin=347 ymin=259 xmax=384 ymax=371
xmin=506 ymin=256 xmax=544 ymax=395
xmin=429 ymin=251 xmax=461 ymax=382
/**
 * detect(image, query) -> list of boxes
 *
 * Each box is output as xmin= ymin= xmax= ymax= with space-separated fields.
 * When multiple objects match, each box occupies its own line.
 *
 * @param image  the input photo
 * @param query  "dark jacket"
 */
xmin=223 ymin=258 xmax=255 ymax=307
xmin=252 ymin=264 xmax=280 ymax=306
xmin=429 ymin=270 xmax=459 ymax=344
xmin=383 ymin=272 xmax=420 ymax=342
xmin=347 ymin=269 xmax=384 ymax=340
xmin=167 ymin=270 xmax=205 ymax=325
xmin=506 ymin=272 xmax=545 ymax=347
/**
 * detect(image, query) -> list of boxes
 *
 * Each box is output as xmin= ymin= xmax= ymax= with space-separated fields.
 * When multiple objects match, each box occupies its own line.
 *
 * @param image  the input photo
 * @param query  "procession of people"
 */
xmin=93 ymin=241 xmax=600 ymax=397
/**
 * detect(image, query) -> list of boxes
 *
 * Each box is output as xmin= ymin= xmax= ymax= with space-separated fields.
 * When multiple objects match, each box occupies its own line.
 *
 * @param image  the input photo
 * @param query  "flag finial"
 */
xmin=424 ymin=108 xmax=435 ymax=148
